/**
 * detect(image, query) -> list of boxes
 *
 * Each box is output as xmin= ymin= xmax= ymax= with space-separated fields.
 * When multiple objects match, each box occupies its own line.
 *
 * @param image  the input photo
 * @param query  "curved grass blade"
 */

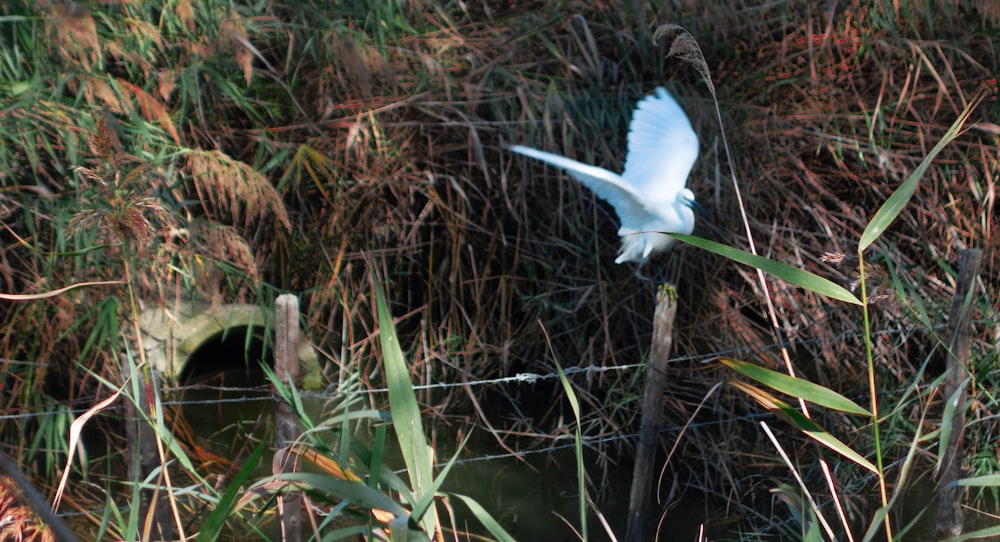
xmin=861 ymin=505 xmax=891 ymax=542
xmin=859 ymin=99 xmax=979 ymax=251
xmin=722 ymin=358 xmax=871 ymax=416
xmin=669 ymin=234 xmax=861 ymax=305
xmin=0 ymin=280 xmax=125 ymax=301
xmin=555 ymin=360 xmax=587 ymax=538
xmin=730 ymin=380 xmax=878 ymax=474
xmin=272 ymin=472 xmax=410 ymax=518
xmin=449 ymin=494 xmax=517 ymax=542
xmin=410 ymin=432 xmax=471 ymax=525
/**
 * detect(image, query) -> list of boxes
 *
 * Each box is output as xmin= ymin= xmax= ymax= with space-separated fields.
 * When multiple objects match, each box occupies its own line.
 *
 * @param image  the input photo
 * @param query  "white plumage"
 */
xmin=509 ymin=87 xmax=699 ymax=264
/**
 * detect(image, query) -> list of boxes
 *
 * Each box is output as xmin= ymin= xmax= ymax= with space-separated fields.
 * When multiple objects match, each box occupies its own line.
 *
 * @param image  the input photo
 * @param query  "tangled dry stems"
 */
xmin=0 ymin=0 xmax=997 ymax=534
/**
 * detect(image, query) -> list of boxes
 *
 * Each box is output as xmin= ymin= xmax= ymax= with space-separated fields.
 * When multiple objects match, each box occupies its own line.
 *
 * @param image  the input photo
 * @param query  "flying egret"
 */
xmin=509 ymin=87 xmax=699 ymax=265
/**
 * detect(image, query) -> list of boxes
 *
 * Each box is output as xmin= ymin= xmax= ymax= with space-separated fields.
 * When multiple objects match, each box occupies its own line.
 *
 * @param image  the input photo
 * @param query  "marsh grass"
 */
xmin=0 ymin=0 xmax=997 ymax=538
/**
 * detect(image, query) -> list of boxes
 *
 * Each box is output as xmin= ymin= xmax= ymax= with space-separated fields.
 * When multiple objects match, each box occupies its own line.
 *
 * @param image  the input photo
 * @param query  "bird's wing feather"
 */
xmin=620 ymin=87 xmax=698 ymax=204
xmin=507 ymin=145 xmax=662 ymax=230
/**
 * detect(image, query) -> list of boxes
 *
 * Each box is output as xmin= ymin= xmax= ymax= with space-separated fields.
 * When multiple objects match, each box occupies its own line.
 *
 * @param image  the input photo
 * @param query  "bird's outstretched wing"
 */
xmin=507 ymin=145 xmax=664 ymax=230
xmin=620 ymin=87 xmax=698 ymax=204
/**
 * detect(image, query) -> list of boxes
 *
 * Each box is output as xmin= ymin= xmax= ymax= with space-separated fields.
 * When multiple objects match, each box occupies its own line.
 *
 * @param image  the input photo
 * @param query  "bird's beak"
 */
xmin=683 ymin=195 xmax=708 ymax=218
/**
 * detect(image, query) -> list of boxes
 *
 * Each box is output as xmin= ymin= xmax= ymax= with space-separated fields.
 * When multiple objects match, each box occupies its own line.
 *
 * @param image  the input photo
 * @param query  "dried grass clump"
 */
xmin=0 ymin=476 xmax=54 ymax=542
xmin=184 ymin=149 xmax=292 ymax=234
xmin=715 ymin=3 xmax=998 ymax=378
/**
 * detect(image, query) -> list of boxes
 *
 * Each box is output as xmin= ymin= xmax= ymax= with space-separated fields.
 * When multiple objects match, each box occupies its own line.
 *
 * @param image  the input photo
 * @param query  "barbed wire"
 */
xmin=0 ymin=321 xmax=956 ymax=423
xmin=13 ymin=318 xmax=978 ymax=528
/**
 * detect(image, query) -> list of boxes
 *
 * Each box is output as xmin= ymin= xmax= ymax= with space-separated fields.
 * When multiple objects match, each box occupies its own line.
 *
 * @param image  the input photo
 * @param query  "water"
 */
xmin=173 ymin=376 xmax=717 ymax=539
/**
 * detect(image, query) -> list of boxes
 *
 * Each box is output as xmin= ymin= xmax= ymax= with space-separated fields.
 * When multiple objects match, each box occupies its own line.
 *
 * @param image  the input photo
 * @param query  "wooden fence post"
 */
xmin=936 ymin=248 xmax=981 ymax=538
xmin=625 ymin=286 xmax=677 ymax=542
xmin=274 ymin=294 xmax=302 ymax=542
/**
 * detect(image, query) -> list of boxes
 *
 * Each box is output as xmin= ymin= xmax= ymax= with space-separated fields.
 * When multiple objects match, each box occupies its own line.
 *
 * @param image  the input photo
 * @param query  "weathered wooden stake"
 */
xmin=625 ymin=286 xmax=677 ymax=542
xmin=274 ymin=294 xmax=302 ymax=542
xmin=936 ymin=249 xmax=981 ymax=538
xmin=122 ymin=357 xmax=174 ymax=541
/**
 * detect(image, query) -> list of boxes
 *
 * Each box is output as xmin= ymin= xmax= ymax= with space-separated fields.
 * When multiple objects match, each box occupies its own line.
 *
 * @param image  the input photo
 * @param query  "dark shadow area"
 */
xmin=178 ymin=325 xmax=270 ymax=387
xmin=174 ymin=325 xmax=275 ymax=459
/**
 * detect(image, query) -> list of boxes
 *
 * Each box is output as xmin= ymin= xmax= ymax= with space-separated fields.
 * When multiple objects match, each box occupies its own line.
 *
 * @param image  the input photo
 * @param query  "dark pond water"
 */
xmin=174 ymin=372 xmax=713 ymax=540
xmin=175 ymin=367 xmax=992 ymax=541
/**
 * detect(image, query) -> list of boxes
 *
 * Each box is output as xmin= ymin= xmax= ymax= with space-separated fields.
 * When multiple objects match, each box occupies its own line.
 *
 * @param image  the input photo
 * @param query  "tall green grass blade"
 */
xmin=272 ymin=472 xmax=410 ymax=517
xmin=730 ymin=381 xmax=878 ymax=474
xmin=554 ymin=360 xmax=587 ymax=539
xmin=370 ymin=423 xmax=387 ymax=489
xmin=669 ymin=234 xmax=862 ymax=305
xmin=388 ymin=516 xmax=414 ymax=542
xmin=935 ymin=377 xmax=970 ymax=477
xmin=196 ymin=443 xmax=266 ymax=542
xmin=261 ymin=361 xmax=315 ymax=431
xmin=859 ymin=100 xmax=978 ymax=251
xmin=892 ymin=504 xmax=932 ymax=542
xmin=861 ymin=505 xmax=891 ymax=542
xmin=803 ymin=506 xmax=823 ymax=542
xmin=945 ymin=525 xmax=1000 ymax=541
xmin=410 ymin=432 xmax=472 ymax=524
xmin=956 ymin=474 xmax=1000 ymax=486
xmin=376 ymin=286 xmax=438 ymax=536
xmin=722 ymin=358 xmax=871 ymax=416
xmin=450 ymin=494 xmax=518 ymax=542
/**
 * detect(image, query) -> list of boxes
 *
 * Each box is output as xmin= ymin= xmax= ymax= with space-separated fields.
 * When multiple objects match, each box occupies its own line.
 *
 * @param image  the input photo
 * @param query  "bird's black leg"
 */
xmin=633 ymin=262 xmax=659 ymax=283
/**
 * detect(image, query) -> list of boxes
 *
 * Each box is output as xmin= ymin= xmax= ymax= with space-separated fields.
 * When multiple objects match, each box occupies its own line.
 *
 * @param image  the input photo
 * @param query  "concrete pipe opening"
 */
xmin=137 ymin=299 xmax=322 ymax=389
xmin=178 ymin=325 xmax=268 ymax=386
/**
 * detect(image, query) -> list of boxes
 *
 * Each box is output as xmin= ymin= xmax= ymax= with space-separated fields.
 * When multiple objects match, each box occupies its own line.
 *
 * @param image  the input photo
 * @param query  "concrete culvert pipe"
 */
xmin=136 ymin=299 xmax=323 ymax=389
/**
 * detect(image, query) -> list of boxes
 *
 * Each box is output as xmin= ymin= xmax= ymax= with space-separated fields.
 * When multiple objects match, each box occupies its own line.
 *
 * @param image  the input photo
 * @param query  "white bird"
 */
xmin=509 ymin=87 xmax=699 ymax=264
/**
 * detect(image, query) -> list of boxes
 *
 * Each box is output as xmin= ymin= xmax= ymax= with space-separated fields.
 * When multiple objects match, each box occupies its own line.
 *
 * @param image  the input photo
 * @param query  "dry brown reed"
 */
xmin=0 ymin=476 xmax=54 ymax=542
xmin=1 ymin=0 xmax=997 ymax=535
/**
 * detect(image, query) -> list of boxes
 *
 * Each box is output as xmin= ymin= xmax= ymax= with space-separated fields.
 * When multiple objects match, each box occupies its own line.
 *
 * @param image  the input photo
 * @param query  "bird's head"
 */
xmin=679 ymin=188 xmax=706 ymax=217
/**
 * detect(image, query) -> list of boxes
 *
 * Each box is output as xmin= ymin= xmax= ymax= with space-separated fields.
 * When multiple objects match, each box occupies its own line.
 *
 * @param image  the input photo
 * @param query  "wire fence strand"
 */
xmin=0 ymin=321 xmax=950 ymax=424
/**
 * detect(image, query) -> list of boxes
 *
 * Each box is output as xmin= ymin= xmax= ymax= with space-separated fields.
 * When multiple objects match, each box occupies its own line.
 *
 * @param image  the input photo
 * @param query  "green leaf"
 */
xmin=272 ymin=472 xmax=409 ymax=517
xmin=935 ymin=377 xmax=970 ymax=477
xmin=730 ymin=381 xmax=878 ymax=474
xmin=376 ymin=287 xmax=439 ymax=535
xmin=803 ymin=505 xmax=824 ymax=542
xmin=722 ymin=358 xmax=871 ymax=416
xmin=860 ymin=505 xmax=891 ymax=542
xmin=669 ymin=234 xmax=861 ymax=305
xmin=859 ymin=100 xmax=978 ymax=251
xmin=449 ymin=494 xmax=518 ymax=542
xmin=196 ymin=443 xmax=266 ymax=542
xmin=943 ymin=524 xmax=1000 ymax=542
xmin=554 ymin=361 xmax=587 ymax=538
xmin=955 ymin=474 xmax=1000 ymax=487
xmin=410 ymin=432 xmax=470 ymax=524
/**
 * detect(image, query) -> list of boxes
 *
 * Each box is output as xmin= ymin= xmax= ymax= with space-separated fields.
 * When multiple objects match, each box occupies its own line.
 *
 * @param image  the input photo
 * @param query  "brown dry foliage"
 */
xmin=73 ymin=75 xmax=181 ymax=146
xmin=218 ymin=9 xmax=255 ymax=86
xmin=0 ymin=477 xmax=54 ymax=542
xmin=270 ymin=2 xmax=999 ymax=516
xmin=184 ymin=149 xmax=292 ymax=233
xmin=2 ymin=0 xmax=998 ymax=530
